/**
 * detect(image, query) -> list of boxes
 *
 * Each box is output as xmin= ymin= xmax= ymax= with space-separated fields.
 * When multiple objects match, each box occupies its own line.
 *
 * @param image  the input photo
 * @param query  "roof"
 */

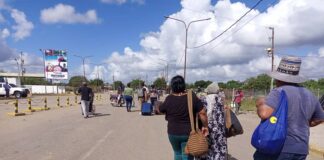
xmin=0 ymin=73 xmax=45 ymax=78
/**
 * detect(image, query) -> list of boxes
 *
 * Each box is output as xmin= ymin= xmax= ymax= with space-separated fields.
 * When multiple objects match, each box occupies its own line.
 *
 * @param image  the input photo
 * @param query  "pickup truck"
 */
xmin=0 ymin=82 xmax=30 ymax=98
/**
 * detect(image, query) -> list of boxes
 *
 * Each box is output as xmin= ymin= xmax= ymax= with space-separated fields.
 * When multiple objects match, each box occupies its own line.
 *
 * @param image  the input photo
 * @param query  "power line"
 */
xmin=191 ymin=0 xmax=278 ymax=57
xmin=190 ymin=0 xmax=265 ymax=49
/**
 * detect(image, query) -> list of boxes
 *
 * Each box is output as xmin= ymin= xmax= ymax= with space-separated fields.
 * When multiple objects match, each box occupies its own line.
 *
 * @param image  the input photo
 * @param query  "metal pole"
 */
xmin=164 ymin=16 xmax=210 ymax=82
xmin=184 ymin=27 xmax=188 ymax=81
xmin=269 ymin=27 xmax=275 ymax=90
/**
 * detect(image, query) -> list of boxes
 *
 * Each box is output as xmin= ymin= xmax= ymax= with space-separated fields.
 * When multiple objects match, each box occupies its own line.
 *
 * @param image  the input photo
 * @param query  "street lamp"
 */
xmin=164 ymin=16 xmax=210 ymax=82
xmin=73 ymin=54 xmax=93 ymax=81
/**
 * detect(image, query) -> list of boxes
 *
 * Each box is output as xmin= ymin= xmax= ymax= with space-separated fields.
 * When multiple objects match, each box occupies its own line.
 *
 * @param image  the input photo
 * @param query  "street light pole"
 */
xmin=164 ymin=16 xmax=210 ymax=82
xmin=73 ymin=55 xmax=93 ymax=82
xmin=269 ymin=27 xmax=275 ymax=89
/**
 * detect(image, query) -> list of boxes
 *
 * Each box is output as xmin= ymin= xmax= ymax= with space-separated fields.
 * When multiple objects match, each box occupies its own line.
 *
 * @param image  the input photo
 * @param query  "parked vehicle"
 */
xmin=109 ymin=93 xmax=125 ymax=107
xmin=0 ymin=83 xmax=30 ymax=98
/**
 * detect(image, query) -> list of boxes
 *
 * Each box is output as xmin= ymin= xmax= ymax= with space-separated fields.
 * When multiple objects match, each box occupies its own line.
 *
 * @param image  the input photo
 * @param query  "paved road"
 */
xmin=0 ymin=94 xmax=322 ymax=160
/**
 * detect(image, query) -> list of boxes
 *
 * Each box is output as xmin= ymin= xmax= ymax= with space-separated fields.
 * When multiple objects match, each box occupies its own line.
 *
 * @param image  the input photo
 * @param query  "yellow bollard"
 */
xmin=96 ymin=95 xmax=99 ymax=101
xmin=44 ymin=97 xmax=50 ymax=110
xmin=7 ymin=99 xmax=25 ymax=116
xmin=67 ymin=97 xmax=70 ymax=107
xmin=57 ymin=96 xmax=60 ymax=108
xmin=75 ymin=96 xmax=77 ymax=104
xmin=26 ymin=98 xmax=35 ymax=112
xmin=99 ymin=94 xmax=102 ymax=101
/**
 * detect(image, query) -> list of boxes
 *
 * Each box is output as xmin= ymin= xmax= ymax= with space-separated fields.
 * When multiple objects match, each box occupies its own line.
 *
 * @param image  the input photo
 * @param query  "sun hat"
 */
xmin=205 ymin=82 xmax=220 ymax=94
xmin=267 ymin=56 xmax=307 ymax=83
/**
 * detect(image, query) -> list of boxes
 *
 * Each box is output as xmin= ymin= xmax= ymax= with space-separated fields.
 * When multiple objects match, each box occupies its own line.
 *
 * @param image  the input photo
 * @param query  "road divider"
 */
xmin=7 ymin=99 xmax=26 ymax=116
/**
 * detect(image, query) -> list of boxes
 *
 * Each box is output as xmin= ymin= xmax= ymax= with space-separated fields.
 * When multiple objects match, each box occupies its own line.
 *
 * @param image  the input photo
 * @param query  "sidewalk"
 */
xmin=309 ymin=124 xmax=324 ymax=157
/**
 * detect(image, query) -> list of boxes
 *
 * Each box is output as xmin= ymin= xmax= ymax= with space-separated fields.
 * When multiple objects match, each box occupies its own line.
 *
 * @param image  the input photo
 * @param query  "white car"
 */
xmin=0 ymin=83 xmax=30 ymax=98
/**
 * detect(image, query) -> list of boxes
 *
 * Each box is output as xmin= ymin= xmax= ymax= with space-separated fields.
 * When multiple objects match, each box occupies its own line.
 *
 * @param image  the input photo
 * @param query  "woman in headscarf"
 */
xmin=196 ymin=82 xmax=227 ymax=160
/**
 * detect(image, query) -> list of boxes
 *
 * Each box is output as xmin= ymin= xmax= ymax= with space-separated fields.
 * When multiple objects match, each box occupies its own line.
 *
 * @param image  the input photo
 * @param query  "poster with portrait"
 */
xmin=44 ymin=49 xmax=68 ymax=79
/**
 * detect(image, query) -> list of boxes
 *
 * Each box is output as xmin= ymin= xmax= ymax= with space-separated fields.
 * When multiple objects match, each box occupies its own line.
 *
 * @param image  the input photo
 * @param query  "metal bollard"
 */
xmin=14 ymin=99 xmax=18 ymax=113
xmin=75 ymin=96 xmax=77 ymax=104
xmin=67 ymin=97 xmax=70 ymax=106
xmin=57 ymin=96 xmax=60 ymax=108
xmin=44 ymin=97 xmax=48 ymax=110
xmin=28 ymin=98 xmax=32 ymax=110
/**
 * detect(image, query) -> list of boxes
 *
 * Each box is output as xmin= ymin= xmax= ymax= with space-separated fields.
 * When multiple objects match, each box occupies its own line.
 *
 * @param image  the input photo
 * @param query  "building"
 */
xmin=0 ymin=73 xmax=44 ymax=85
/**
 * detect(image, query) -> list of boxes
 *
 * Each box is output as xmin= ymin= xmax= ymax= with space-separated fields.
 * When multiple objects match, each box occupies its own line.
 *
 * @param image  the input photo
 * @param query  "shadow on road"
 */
xmin=89 ymin=113 xmax=111 ymax=118
xmin=227 ymin=154 xmax=239 ymax=160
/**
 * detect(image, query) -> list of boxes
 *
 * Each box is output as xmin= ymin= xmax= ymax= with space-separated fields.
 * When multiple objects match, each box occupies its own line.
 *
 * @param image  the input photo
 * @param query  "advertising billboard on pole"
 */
xmin=44 ymin=49 xmax=68 ymax=80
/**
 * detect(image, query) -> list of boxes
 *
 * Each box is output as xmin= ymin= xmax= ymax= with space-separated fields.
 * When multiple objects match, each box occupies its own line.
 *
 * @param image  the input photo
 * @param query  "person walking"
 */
xmin=159 ymin=75 xmax=209 ymax=160
xmin=150 ymin=85 xmax=158 ymax=113
xmin=123 ymin=83 xmax=134 ymax=112
xmin=254 ymin=56 xmax=324 ymax=160
xmin=78 ymin=82 xmax=93 ymax=119
xmin=233 ymin=88 xmax=243 ymax=114
xmin=4 ymin=82 xmax=10 ymax=98
xmin=195 ymin=82 xmax=227 ymax=160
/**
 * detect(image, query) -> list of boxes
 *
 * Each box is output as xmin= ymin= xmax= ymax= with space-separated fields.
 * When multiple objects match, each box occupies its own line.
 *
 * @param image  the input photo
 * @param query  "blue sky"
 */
xmin=1 ymin=0 xmax=324 ymax=83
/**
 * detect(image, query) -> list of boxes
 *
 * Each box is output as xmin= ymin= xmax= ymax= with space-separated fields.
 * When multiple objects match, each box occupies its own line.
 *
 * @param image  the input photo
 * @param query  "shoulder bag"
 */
xmin=185 ymin=89 xmax=209 ymax=156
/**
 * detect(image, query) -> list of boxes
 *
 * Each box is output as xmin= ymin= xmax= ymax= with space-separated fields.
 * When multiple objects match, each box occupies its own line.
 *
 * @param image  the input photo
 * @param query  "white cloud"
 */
xmin=11 ymin=9 xmax=34 ymax=41
xmin=40 ymin=3 xmax=100 ymax=24
xmin=1 ymin=28 xmax=10 ymax=38
xmin=100 ymin=0 xmax=324 ymax=83
xmin=101 ymin=0 xmax=144 ymax=5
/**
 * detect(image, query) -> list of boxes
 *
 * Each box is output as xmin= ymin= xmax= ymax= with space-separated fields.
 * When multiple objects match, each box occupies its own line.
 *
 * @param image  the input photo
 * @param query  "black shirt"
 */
xmin=78 ymin=86 xmax=93 ymax=101
xmin=159 ymin=92 xmax=204 ymax=135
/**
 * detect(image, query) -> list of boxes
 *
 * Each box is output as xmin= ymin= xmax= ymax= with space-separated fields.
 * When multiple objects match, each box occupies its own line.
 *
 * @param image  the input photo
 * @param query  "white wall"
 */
xmin=24 ymin=85 xmax=65 ymax=94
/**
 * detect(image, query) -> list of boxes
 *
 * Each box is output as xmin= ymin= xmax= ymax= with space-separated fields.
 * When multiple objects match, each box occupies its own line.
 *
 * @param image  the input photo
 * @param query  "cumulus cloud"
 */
xmin=40 ymin=3 xmax=100 ymax=24
xmin=101 ymin=0 xmax=324 ymax=83
xmin=11 ymin=9 xmax=34 ymax=41
xmin=101 ymin=0 xmax=144 ymax=5
xmin=1 ymin=28 xmax=10 ymax=38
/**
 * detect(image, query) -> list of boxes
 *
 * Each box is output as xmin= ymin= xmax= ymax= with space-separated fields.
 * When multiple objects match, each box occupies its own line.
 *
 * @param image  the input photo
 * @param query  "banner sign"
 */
xmin=44 ymin=49 xmax=68 ymax=79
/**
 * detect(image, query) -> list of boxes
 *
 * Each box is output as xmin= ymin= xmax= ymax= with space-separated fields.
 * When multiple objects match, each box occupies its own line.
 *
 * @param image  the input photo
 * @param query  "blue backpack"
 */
xmin=251 ymin=90 xmax=288 ymax=155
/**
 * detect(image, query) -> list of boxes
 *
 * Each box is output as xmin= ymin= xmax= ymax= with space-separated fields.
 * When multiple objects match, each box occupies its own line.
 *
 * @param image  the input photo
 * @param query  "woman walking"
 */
xmin=159 ymin=75 xmax=209 ymax=160
xmin=123 ymin=83 xmax=134 ymax=112
xmin=196 ymin=82 xmax=227 ymax=160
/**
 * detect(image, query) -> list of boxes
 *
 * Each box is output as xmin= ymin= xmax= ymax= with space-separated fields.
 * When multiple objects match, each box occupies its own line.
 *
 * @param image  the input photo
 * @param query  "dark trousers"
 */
xmin=253 ymin=151 xmax=307 ymax=160
xmin=5 ymin=89 xmax=9 ymax=98
xmin=124 ymin=95 xmax=133 ymax=111
xmin=168 ymin=134 xmax=193 ymax=160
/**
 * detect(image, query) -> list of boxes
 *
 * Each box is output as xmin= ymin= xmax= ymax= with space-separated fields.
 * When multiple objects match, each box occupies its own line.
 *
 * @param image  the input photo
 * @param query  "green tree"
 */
xmin=302 ymin=79 xmax=319 ymax=90
xmin=129 ymin=79 xmax=144 ymax=89
xmin=23 ymin=77 xmax=50 ymax=85
xmin=153 ymin=77 xmax=167 ymax=89
xmin=194 ymin=80 xmax=212 ymax=89
xmin=243 ymin=74 xmax=271 ymax=90
xmin=226 ymin=80 xmax=242 ymax=89
xmin=69 ymin=76 xmax=88 ymax=87
xmin=89 ymin=78 xmax=104 ymax=87
xmin=113 ymin=81 xmax=124 ymax=90
xmin=317 ymin=78 xmax=324 ymax=90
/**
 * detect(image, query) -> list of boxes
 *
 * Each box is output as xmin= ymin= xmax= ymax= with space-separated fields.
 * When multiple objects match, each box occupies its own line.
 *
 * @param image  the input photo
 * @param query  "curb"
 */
xmin=309 ymin=144 xmax=324 ymax=157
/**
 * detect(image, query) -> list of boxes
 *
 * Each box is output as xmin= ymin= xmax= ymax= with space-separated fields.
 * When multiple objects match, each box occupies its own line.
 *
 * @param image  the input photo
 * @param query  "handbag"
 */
xmin=225 ymin=108 xmax=243 ymax=138
xmin=251 ymin=90 xmax=288 ymax=154
xmin=184 ymin=90 xmax=209 ymax=156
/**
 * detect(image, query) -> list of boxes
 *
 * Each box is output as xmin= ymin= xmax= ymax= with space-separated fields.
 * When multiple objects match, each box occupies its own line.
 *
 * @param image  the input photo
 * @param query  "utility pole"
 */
xmin=268 ymin=27 xmax=275 ymax=89
xmin=20 ymin=52 xmax=25 ymax=85
xmin=73 ymin=54 xmax=92 ymax=82
xmin=164 ymin=16 xmax=210 ymax=82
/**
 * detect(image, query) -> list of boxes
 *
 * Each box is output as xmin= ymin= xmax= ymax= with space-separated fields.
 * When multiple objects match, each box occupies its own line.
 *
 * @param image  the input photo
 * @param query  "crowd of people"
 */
xmin=76 ymin=56 xmax=324 ymax=160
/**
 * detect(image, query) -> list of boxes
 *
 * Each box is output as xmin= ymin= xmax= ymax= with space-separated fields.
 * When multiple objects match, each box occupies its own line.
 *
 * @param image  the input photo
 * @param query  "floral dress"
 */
xmin=196 ymin=93 xmax=227 ymax=160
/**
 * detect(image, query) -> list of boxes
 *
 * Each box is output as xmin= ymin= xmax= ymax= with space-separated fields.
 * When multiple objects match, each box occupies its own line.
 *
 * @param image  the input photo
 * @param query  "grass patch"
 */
xmin=241 ymin=97 xmax=257 ymax=112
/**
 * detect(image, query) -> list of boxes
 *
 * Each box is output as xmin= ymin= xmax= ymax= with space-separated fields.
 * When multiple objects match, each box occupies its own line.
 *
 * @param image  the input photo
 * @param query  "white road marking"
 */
xmin=80 ymin=130 xmax=113 ymax=160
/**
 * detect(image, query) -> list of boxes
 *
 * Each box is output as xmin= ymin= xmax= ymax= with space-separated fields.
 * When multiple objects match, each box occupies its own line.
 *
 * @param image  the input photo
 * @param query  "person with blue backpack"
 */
xmin=252 ymin=56 xmax=324 ymax=160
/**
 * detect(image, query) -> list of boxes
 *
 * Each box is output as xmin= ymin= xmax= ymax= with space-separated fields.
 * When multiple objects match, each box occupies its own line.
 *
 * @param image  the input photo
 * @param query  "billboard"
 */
xmin=44 ymin=49 xmax=68 ymax=80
